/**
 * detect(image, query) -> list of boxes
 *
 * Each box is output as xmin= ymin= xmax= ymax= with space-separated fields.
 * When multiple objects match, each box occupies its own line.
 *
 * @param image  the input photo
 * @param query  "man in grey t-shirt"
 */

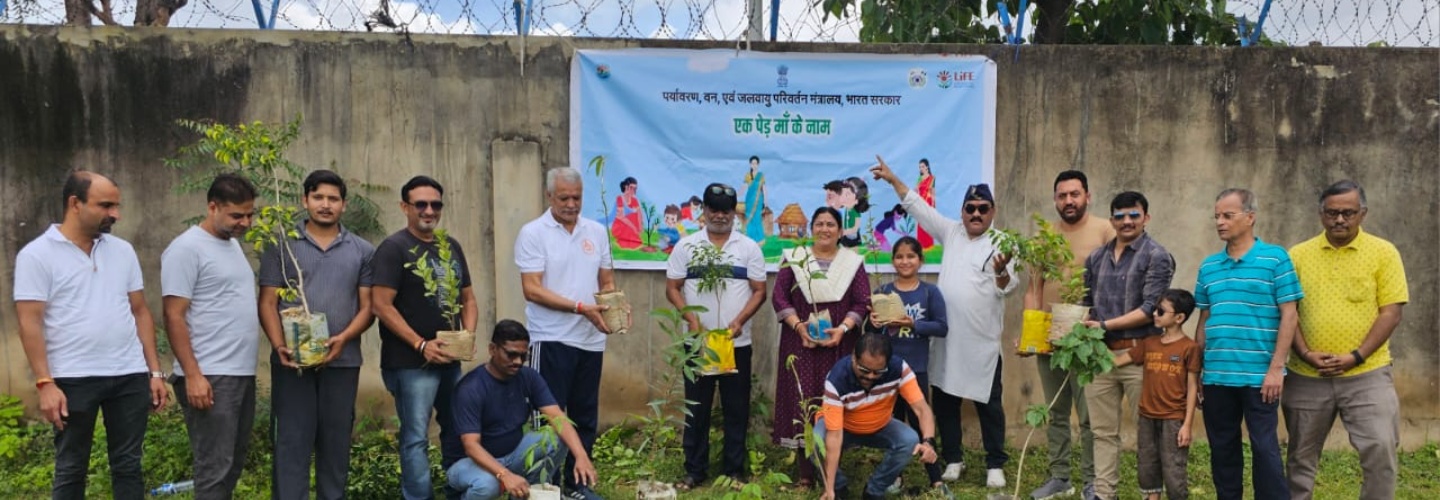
xmin=162 ymin=173 xmax=260 ymax=500
xmin=259 ymin=170 xmax=376 ymax=500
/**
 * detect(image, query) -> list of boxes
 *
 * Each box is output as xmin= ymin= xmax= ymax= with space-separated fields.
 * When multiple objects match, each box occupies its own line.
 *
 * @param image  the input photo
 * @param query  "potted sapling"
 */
xmin=523 ymin=415 xmax=569 ymax=500
xmin=863 ymin=216 xmax=905 ymax=325
xmin=405 ymin=228 xmax=473 ymax=361
xmin=588 ymin=155 xmax=632 ymax=335
xmin=689 ymin=243 xmax=738 ymax=376
xmin=783 ymin=244 xmax=833 ymax=341
xmin=988 ymin=214 xmax=1080 ymax=354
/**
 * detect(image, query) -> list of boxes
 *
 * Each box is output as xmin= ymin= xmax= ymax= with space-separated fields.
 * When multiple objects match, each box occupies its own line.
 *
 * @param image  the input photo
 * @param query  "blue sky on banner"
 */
xmin=571 ymin=49 xmax=996 ymax=269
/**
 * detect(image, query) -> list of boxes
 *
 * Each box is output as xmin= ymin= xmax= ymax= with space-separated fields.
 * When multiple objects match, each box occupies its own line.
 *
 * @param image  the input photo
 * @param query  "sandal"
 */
xmin=675 ymin=475 xmax=703 ymax=491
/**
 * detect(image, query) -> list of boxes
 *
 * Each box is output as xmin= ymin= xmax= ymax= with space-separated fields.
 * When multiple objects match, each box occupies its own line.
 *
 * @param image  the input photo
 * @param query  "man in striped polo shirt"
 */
xmin=1193 ymin=188 xmax=1302 ymax=500
xmin=815 ymin=334 xmax=938 ymax=500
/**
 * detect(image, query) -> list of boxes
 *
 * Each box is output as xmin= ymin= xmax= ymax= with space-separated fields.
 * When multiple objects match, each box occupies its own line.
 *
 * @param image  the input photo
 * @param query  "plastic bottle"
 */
xmin=150 ymin=480 xmax=194 ymax=496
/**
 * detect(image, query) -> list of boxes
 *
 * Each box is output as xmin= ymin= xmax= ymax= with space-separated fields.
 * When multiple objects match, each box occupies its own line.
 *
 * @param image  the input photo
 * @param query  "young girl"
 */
xmin=870 ymin=236 xmax=948 ymax=488
xmin=1112 ymin=289 xmax=1200 ymax=500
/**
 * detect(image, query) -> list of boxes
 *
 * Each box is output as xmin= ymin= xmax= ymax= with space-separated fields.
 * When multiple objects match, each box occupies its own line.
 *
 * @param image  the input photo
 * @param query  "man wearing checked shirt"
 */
xmin=1193 ymin=188 xmax=1302 ymax=500
xmin=1285 ymin=180 xmax=1408 ymax=499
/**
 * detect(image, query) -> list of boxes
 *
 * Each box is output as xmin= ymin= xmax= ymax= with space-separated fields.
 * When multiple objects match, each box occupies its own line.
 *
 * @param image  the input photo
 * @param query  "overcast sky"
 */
xmin=2 ymin=0 xmax=1435 ymax=46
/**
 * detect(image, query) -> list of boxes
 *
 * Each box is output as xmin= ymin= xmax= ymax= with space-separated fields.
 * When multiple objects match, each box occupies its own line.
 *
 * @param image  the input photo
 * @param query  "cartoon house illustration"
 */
xmin=776 ymin=203 xmax=808 ymax=240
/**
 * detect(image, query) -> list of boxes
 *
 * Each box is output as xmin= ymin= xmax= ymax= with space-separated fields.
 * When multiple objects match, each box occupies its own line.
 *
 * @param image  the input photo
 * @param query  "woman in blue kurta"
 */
xmin=743 ymin=155 xmax=766 ymax=242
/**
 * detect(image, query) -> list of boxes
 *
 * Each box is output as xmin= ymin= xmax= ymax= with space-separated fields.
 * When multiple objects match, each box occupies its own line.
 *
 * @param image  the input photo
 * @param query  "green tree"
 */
xmin=819 ymin=0 xmax=1254 ymax=45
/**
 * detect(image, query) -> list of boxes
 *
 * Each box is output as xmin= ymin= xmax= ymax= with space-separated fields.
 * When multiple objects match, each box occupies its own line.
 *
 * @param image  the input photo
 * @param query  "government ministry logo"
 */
xmin=777 ymin=65 xmax=789 ymax=88
xmin=908 ymin=68 xmax=927 ymax=88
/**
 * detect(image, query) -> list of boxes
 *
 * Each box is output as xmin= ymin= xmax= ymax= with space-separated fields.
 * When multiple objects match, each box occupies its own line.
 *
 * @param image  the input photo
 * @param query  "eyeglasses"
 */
xmin=496 ymin=347 xmax=529 ymax=362
xmin=855 ymin=364 xmax=889 ymax=376
xmin=708 ymin=185 xmax=737 ymax=197
xmin=963 ymin=204 xmax=992 ymax=215
xmin=1212 ymin=211 xmax=1248 ymax=221
xmin=410 ymin=200 xmax=445 ymax=212
xmin=1112 ymin=211 xmax=1143 ymax=221
xmin=1153 ymin=308 xmax=1173 ymax=316
xmin=1322 ymin=208 xmax=1363 ymax=220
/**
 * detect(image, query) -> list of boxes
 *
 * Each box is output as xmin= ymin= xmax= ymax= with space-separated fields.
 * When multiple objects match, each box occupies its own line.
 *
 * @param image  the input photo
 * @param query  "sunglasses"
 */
xmin=963 ymin=204 xmax=992 ymax=215
xmin=708 ymin=185 xmax=737 ymax=197
xmin=856 ymin=364 xmax=890 ymax=376
xmin=1112 ymin=210 xmax=1143 ymax=221
xmin=410 ymin=200 xmax=445 ymax=212
xmin=1153 ymin=308 xmax=1173 ymax=316
xmin=496 ymin=347 xmax=529 ymax=362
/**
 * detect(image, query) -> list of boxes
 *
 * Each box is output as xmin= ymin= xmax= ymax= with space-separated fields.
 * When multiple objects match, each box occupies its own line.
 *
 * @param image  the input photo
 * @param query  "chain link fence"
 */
xmin=1 ymin=0 xmax=1435 ymax=46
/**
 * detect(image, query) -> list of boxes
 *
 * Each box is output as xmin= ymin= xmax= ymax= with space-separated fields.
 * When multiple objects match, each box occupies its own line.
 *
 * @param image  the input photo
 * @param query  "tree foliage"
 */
xmin=818 ymin=0 xmax=1257 ymax=45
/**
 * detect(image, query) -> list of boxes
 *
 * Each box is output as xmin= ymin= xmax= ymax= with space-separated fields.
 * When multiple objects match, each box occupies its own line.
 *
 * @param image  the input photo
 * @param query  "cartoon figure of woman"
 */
xmin=743 ymin=155 xmax=767 ymax=242
xmin=916 ymin=158 xmax=936 ymax=248
xmin=611 ymin=176 xmax=643 ymax=249
xmin=823 ymin=176 xmax=871 ymax=248
xmin=872 ymin=204 xmax=913 ymax=251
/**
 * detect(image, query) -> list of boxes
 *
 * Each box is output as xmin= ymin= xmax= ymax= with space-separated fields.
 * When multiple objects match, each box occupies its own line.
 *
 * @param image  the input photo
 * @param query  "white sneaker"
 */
xmin=987 ymin=468 xmax=1007 ymax=488
xmin=941 ymin=462 xmax=965 ymax=481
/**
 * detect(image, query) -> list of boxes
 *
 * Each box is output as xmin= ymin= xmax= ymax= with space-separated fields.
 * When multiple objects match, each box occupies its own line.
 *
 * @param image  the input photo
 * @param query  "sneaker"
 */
xmin=564 ymin=485 xmax=604 ymax=500
xmin=888 ymin=476 xmax=903 ymax=495
xmin=1030 ymin=477 xmax=1075 ymax=499
xmin=941 ymin=462 xmax=965 ymax=481
xmin=1082 ymin=482 xmax=1095 ymax=500
xmin=986 ymin=468 xmax=1007 ymax=488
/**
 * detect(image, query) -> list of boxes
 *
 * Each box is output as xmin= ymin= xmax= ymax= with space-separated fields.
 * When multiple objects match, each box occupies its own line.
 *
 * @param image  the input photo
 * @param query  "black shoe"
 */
xmin=564 ymin=485 xmax=604 ymax=500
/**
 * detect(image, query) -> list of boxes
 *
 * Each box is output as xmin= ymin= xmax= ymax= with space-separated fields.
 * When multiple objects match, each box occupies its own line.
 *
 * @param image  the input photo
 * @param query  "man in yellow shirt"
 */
xmin=1286 ymin=180 xmax=1408 ymax=500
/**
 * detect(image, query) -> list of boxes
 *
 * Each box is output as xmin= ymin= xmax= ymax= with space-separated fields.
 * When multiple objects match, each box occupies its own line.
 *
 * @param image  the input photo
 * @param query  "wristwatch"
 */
xmin=149 ymin=371 xmax=165 ymax=379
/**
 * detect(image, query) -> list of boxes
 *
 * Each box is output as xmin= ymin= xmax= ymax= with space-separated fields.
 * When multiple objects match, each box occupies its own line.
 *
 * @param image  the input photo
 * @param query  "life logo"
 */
xmin=937 ymin=70 xmax=977 ymax=89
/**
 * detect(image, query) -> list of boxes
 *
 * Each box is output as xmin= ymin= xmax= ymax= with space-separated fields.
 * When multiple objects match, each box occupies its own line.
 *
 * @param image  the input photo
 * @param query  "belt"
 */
xmin=1105 ymin=337 xmax=1141 ymax=350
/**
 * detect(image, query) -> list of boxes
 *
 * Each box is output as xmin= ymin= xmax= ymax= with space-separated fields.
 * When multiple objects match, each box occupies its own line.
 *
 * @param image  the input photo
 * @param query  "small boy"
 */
xmin=1112 ymin=289 xmax=1200 ymax=500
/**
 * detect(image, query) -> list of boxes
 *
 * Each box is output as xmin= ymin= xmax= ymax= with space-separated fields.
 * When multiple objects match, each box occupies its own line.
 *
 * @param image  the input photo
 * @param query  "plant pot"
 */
xmin=870 ymin=292 xmax=907 ymax=324
xmin=1017 ymin=309 xmax=1053 ymax=355
xmin=437 ymin=330 xmax=475 ymax=362
xmin=530 ymin=483 xmax=563 ymax=500
xmin=636 ymin=479 xmax=677 ymax=500
xmin=1049 ymin=303 xmax=1091 ymax=341
xmin=593 ymin=290 xmax=631 ymax=335
xmin=280 ymin=308 xmax=329 ymax=367
xmin=699 ymin=329 xmax=738 ymax=376
xmin=806 ymin=311 xmax=833 ymax=342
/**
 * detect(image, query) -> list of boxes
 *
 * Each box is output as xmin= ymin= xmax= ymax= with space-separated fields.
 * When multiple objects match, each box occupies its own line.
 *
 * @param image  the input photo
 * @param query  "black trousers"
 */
xmin=932 ymin=357 xmax=1008 ymax=469
xmin=533 ymin=341 xmax=604 ymax=488
xmin=52 ymin=373 xmax=151 ymax=500
xmin=682 ymin=345 xmax=753 ymax=480
xmin=270 ymin=356 xmax=360 ymax=500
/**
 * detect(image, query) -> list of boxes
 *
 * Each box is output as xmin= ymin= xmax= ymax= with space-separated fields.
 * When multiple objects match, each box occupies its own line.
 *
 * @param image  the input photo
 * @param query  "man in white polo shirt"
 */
xmin=665 ymin=182 xmax=768 ymax=489
xmin=14 ymin=171 xmax=168 ymax=500
xmin=162 ymin=173 xmax=261 ymax=500
xmin=515 ymin=166 xmax=623 ymax=500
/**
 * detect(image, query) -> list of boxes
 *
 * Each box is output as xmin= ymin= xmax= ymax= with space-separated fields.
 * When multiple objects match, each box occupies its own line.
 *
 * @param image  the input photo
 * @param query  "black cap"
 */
xmin=964 ymin=183 xmax=994 ymax=204
xmin=702 ymin=183 xmax=738 ymax=212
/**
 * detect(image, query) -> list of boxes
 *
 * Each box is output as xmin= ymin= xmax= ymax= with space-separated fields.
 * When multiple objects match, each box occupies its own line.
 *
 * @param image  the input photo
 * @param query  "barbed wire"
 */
xmin=1 ymin=0 xmax=1434 ymax=47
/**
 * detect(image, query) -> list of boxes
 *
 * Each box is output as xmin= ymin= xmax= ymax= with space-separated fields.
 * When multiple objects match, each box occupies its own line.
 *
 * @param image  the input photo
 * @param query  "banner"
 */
xmin=571 ymin=48 xmax=997 ymax=271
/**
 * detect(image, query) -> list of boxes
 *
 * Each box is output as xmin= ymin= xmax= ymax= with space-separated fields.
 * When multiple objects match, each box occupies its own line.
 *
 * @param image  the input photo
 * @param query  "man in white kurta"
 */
xmin=872 ymin=157 xmax=1017 ymax=489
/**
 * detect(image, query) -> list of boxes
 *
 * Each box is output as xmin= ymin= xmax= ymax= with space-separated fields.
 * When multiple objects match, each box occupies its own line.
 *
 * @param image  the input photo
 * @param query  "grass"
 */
xmin=588 ymin=438 xmax=1440 ymax=499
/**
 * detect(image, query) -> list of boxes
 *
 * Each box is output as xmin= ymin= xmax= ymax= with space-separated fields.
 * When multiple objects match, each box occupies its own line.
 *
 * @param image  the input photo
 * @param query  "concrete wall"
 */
xmin=1 ymin=25 xmax=1436 ymax=449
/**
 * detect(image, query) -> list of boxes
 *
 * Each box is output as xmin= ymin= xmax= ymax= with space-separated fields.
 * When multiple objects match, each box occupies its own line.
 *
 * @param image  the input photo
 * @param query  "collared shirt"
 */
xmin=1083 ymin=232 xmax=1176 ymax=341
xmin=13 ymin=225 xmax=148 ymax=378
xmin=821 ymin=355 xmax=925 ymax=435
xmin=258 ymin=220 xmax=376 ymax=368
xmin=162 ymin=226 xmax=261 ymax=377
xmin=1288 ymin=229 xmax=1408 ymax=377
xmin=665 ymin=231 xmax=767 ymax=348
xmin=515 ymin=209 xmax=613 ymax=352
xmin=1194 ymin=238 xmax=1304 ymax=387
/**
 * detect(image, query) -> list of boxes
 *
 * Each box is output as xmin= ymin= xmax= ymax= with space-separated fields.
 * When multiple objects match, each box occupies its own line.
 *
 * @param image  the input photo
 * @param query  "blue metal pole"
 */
xmin=250 ymin=0 xmax=268 ymax=29
xmin=523 ymin=0 xmax=534 ymax=35
xmin=1250 ymin=0 xmax=1273 ymax=46
xmin=267 ymin=0 xmax=280 ymax=28
xmin=1 ymin=0 xmax=8 ymax=20
xmin=769 ymin=0 xmax=779 ymax=41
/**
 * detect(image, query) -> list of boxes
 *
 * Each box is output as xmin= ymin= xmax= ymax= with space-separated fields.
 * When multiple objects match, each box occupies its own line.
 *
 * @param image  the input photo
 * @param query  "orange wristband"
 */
xmin=35 ymin=378 xmax=54 ymax=389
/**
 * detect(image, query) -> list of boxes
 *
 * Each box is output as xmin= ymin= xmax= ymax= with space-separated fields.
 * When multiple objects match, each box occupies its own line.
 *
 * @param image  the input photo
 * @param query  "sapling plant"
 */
xmin=405 ymin=228 xmax=472 ymax=361
xmin=586 ymin=155 xmax=631 ymax=335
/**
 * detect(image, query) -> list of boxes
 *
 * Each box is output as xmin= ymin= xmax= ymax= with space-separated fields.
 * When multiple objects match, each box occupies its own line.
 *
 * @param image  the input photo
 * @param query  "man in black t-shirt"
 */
xmin=372 ymin=175 xmax=479 ymax=500
xmin=444 ymin=320 xmax=598 ymax=499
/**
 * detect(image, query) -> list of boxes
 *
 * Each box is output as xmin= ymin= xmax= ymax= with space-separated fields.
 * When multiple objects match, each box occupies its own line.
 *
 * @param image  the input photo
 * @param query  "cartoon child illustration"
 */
xmin=658 ymin=204 xmax=685 ymax=253
xmin=612 ymin=176 xmax=643 ymax=249
xmin=680 ymin=195 xmax=703 ymax=233
xmin=823 ymin=176 xmax=871 ymax=248
xmin=873 ymin=203 xmax=914 ymax=251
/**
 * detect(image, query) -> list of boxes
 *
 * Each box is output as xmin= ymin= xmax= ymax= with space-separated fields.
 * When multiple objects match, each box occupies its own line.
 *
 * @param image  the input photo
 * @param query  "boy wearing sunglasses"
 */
xmin=1110 ymin=289 xmax=1200 ymax=500
xmin=1080 ymin=191 xmax=1176 ymax=500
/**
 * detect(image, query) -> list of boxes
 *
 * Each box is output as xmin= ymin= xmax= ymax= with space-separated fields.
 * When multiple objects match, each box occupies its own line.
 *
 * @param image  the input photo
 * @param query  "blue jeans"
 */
xmin=383 ymin=364 xmax=462 ymax=500
xmin=1202 ymin=384 xmax=1288 ymax=500
xmin=812 ymin=417 xmax=919 ymax=496
xmin=446 ymin=432 xmax=567 ymax=500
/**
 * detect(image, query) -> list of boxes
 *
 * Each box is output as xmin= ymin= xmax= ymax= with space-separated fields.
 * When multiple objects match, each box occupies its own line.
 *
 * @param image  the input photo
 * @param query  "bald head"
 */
xmin=62 ymin=170 xmax=121 ymax=235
